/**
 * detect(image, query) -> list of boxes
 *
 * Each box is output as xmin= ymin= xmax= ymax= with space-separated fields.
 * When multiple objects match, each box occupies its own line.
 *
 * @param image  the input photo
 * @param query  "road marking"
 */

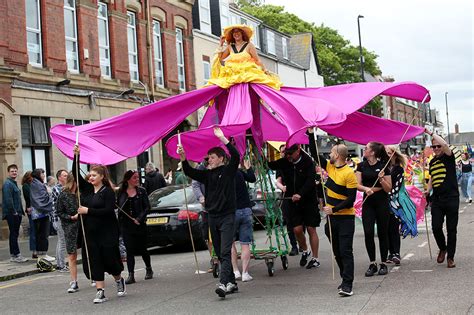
xmin=0 ymin=275 xmax=58 ymax=290
xmin=418 ymin=242 xmax=428 ymax=248
xmin=403 ymin=253 xmax=415 ymax=260
xmin=412 ymin=270 xmax=433 ymax=273
xmin=390 ymin=266 xmax=400 ymax=273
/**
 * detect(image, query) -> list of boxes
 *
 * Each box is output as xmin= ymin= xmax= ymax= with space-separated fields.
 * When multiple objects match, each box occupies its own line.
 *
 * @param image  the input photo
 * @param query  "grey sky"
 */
xmin=264 ymin=0 xmax=473 ymax=133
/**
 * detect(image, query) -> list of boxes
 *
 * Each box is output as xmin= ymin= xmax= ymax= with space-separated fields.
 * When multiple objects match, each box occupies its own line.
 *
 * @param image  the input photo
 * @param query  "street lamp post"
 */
xmin=445 ymin=91 xmax=450 ymax=144
xmin=357 ymin=15 xmax=365 ymax=82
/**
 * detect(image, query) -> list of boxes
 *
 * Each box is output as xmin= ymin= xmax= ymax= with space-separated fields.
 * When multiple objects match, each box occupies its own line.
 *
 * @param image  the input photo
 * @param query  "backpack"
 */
xmin=37 ymin=257 xmax=54 ymax=272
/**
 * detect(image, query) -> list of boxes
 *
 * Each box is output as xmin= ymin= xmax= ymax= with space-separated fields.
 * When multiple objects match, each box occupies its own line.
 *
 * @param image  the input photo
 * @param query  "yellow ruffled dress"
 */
xmin=207 ymin=44 xmax=282 ymax=90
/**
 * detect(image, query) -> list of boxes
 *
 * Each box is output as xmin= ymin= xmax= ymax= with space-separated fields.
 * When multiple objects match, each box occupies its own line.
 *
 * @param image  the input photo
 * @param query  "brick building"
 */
xmin=0 ymin=0 xmax=195 ymax=239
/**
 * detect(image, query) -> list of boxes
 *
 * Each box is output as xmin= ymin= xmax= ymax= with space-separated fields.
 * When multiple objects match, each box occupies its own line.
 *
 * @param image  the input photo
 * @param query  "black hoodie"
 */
xmin=144 ymin=170 xmax=167 ymax=195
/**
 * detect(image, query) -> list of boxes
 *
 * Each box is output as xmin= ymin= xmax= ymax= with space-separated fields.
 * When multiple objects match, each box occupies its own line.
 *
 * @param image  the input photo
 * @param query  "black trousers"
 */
xmin=34 ymin=216 xmax=50 ymax=252
xmin=388 ymin=212 xmax=401 ymax=255
xmin=209 ymin=212 xmax=235 ymax=285
xmin=281 ymin=199 xmax=297 ymax=249
xmin=325 ymin=216 xmax=355 ymax=289
xmin=5 ymin=214 xmax=22 ymax=256
xmin=122 ymin=229 xmax=151 ymax=273
xmin=431 ymin=196 xmax=459 ymax=259
xmin=362 ymin=198 xmax=389 ymax=263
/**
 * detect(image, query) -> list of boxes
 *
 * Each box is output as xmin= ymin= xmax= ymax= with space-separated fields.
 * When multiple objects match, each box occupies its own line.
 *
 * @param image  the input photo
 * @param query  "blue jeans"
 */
xmin=6 ymin=214 xmax=22 ymax=256
xmin=28 ymin=214 xmax=36 ymax=252
xmin=234 ymin=208 xmax=253 ymax=245
xmin=460 ymin=172 xmax=472 ymax=199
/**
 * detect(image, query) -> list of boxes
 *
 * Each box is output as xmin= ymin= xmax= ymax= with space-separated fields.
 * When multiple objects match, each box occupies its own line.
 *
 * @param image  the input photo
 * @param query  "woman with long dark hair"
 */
xmin=21 ymin=171 xmax=37 ymax=259
xmin=73 ymin=145 xmax=125 ymax=304
xmin=56 ymin=172 xmax=80 ymax=293
xmin=117 ymin=170 xmax=153 ymax=284
xmin=30 ymin=168 xmax=54 ymax=261
xmin=356 ymin=141 xmax=392 ymax=276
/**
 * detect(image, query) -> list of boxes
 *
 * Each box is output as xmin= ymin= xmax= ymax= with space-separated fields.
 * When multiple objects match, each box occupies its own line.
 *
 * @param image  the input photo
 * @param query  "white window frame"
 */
xmin=199 ymin=0 xmax=211 ymax=33
xmin=64 ymin=0 xmax=79 ymax=73
xmin=282 ymin=37 xmax=288 ymax=59
xmin=26 ymin=0 xmax=43 ymax=67
xmin=203 ymin=60 xmax=210 ymax=84
xmin=230 ymin=12 xmax=239 ymax=26
xmin=152 ymin=20 xmax=164 ymax=88
xmin=127 ymin=11 xmax=139 ymax=83
xmin=220 ymin=0 xmax=229 ymax=28
xmin=267 ymin=30 xmax=275 ymax=55
xmin=176 ymin=28 xmax=186 ymax=91
xmin=248 ymin=20 xmax=259 ymax=48
xmin=97 ymin=2 xmax=111 ymax=78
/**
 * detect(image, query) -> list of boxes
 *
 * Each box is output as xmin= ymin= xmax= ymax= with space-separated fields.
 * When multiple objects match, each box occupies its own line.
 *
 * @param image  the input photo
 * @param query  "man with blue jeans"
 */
xmin=2 ymin=164 xmax=28 ymax=263
xmin=51 ymin=169 xmax=68 ymax=272
xmin=232 ymin=159 xmax=256 ymax=282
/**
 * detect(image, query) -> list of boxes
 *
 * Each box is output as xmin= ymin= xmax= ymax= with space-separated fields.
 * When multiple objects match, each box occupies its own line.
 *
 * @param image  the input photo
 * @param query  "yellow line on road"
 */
xmin=0 ymin=275 xmax=58 ymax=290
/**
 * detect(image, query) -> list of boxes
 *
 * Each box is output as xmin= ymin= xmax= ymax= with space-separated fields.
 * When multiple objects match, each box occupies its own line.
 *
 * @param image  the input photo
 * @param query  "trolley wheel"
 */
xmin=267 ymin=261 xmax=275 ymax=277
xmin=212 ymin=262 xmax=220 ymax=278
xmin=281 ymin=255 xmax=288 ymax=270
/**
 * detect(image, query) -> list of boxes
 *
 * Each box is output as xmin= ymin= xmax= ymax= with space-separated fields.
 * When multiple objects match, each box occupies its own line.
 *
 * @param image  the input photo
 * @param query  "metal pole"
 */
xmin=357 ymin=15 xmax=365 ymax=82
xmin=445 ymin=92 xmax=450 ymax=144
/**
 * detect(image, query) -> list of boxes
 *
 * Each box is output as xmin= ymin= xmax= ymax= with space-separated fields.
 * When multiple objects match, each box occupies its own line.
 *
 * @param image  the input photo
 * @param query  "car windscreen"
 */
xmin=148 ymin=186 xmax=196 ymax=208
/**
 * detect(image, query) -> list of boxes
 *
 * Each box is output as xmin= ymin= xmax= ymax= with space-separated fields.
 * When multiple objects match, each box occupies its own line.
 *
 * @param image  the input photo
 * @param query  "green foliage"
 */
xmin=236 ymin=1 xmax=381 ymax=86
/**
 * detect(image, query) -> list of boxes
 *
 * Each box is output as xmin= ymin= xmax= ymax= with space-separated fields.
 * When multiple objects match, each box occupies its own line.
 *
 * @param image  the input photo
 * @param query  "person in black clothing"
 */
xmin=425 ymin=129 xmax=460 ymax=268
xmin=267 ymin=144 xmax=321 ymax=269
xmin=275 ymin=144 xmax=299 ymax=256
xmin=231 ymin=158 xmax=256 ymax=282
xmin=356 ymin=141 xmax=392 ymax=277
xmin=117 ymin=170 xmax=153 ymax=284
xmin=178 ymin=127 xmax=240 ymax=299
xmin=73 ymin=145 xmax=125 ymax=304
xmin=144 ymin=162 xmax=166 ymax=195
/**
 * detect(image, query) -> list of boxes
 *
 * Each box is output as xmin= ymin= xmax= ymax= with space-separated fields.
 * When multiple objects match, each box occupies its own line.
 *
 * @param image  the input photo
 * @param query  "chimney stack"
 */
xmin=454 ymin=123 xmax=459 ymax=134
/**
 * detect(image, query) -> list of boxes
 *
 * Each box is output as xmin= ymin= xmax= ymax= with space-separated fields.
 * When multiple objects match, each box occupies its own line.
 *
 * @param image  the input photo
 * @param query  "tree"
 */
xmin=236 ymin=1 xmax=382 ymax=86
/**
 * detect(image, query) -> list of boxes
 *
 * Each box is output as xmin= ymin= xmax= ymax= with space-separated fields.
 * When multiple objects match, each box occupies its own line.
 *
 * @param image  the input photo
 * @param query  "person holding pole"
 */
xmin=177 ymin=127 xmax=240 ymax=299
xmin=73 ymin=145 xmax=126 ymax=304
xmin=308 ymin=130 xmax=358 ymax=296
xmin=425 ymin=129 xmax=459 ymax=268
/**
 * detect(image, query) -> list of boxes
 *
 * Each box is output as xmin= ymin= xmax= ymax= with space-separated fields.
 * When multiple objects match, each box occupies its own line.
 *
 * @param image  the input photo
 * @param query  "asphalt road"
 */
xmin=1 ymin=200 xmax=473 ymax=314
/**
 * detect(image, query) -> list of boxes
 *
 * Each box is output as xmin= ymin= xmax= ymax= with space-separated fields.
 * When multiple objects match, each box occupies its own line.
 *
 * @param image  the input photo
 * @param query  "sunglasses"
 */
xmin=431 ymin=145 xmax=442 ymax=149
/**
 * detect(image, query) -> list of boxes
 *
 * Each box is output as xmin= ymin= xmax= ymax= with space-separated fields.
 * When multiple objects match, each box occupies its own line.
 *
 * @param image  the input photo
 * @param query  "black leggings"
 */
xmin=388 ymin=213 xmax=401 ymax=255
xmin=34 ymin=216 xmax=50 ymax=252
xmin=123 ymin=231 xmax=151 ymax=272
xmin=362 ymin=198 xmax=390 ymax=263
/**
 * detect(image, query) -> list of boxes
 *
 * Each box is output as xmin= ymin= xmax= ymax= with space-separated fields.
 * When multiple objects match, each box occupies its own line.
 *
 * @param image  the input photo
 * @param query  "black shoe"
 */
xmin=386 ymin=254 xmax=393 ymax=264
xmin=339 ymin=285 xmax=353 ymax=296
xmin=306 ymin=258 xmax=320 ymax=269
xmin=365 ymin=263 xmax=378 ymax=277
xmin=300 ymin=251 xmax=310 ymax=267
xmin=289 ymin=247 xmax=299 ymax=256
xmin=337 ymin=283 xmax=343 ymax=292
xmin=116 ymin=277 xmax=126 ymax=297
xmin=125 ymin=272 xmax=135 ymax=285
xmin=93 ymin=289 xmax=107 ymax=304
xmin=145 ymin=268 xmax=153 ymax=280
xmin=391 ymin=254 xmax=401 ymax=266
xmin=215 ymin=283 xmax=226 ymax=298
xmin=378 ymin=263 xmax=388 ymax=275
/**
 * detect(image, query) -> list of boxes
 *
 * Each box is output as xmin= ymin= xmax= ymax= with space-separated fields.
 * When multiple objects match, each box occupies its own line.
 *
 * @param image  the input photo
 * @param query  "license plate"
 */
xmin=146 ymin=217 xmax=168 ymax=225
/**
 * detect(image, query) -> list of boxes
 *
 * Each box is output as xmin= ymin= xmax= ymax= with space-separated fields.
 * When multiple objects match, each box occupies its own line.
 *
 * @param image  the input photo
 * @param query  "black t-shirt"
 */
xmin=461 ymin=161 xmax=472 ymax=173
xmin=356 ymin=160 xmax=391 ymax=199
xmin=429 ymin=153 xmax=459 ymax=198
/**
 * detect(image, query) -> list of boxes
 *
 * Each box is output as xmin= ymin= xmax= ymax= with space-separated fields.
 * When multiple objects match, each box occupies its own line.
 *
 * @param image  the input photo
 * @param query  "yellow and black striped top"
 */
xmin=429 ymin=150 xmax=459 ymax=198
xmin=325 ymin=162 xmax=358 ymax=215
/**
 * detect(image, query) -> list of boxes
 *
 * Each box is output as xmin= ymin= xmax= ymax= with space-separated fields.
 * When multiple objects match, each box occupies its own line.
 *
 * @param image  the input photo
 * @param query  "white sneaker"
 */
xmin=11 ymin=255 xmax=28 ymax=263
xmin=242 ymin=272 xmax=253 ymax=282
xmin=93 ymin=289 xmax=107 ymax=303
xmin=466 ymin=199 xmax=470 ymax=203
xmin=43 ymin=255 xmax=55 ymax=262
xmin=234 ymin=270 xmax=241 ymax=280
xmin=67 ymin=281 xmax=79 ymax=293
xmin=90 ymin=281 xmax=97 ymax=287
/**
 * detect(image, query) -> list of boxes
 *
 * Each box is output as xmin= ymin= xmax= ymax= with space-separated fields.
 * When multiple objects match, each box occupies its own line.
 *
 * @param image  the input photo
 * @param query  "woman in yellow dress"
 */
xmin=208 ymin=24 xmax=282 ymax=90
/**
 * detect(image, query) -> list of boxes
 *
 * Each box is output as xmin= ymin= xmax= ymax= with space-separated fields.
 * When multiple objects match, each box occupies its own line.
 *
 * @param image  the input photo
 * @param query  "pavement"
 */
xmin=0 ymin=199 xmax=473 ymax=314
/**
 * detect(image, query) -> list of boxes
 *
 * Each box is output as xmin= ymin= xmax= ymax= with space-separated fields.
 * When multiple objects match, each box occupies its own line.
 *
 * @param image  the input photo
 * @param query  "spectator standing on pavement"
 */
xmin=117 ymin=170 xmax=153 ymax=285
xmin=51 ymin=169 xmax=69 ymax=272
xmin=231 ymin=158 xmax=257 ymax=282
xmin=459 ymin=152 xmax=472 ymax=203
xmin=426 ymin=130 xmax=460 ymax=268
xmin=73 ymin=145 xmax=126 ymax=303
xmin=21 ymin=171 xmax=37 ymax=259
xmin=143 ymin=162 xmax=166 ymax=195
xmin=178 ymin=127 xmax=240 ymax=299
xmin=275 ymin=144 xmax=299 ymax=256
xmin=356 ymin=142 xmax=392 ymax=277
xmin=2 ymin=164 xmax=28 ymax=263
xmin=55 ymin=172 xmax=80 ymax=293
xmin=267 ymin=144 xmax=322 ymax=270
xmin=30 ymin=168 xmax=54 ymax=262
